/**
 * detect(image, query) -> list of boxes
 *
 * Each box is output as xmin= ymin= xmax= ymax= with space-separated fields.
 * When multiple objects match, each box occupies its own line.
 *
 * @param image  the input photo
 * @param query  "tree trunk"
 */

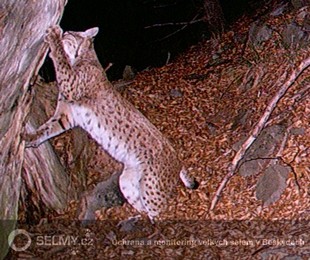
xmin=22 ymin=79 xmax=72 ymax=216
xmin=0 ymin=0 xmax=67 ymax=258
xmin=203 ymin=0 xmax=225 ymax=36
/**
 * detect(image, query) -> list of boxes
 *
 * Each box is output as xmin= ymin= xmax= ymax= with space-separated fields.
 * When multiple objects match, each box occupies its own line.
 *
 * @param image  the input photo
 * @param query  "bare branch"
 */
xmin=152 ymin=13 xmax=202 ymax=42
xmin=144 ymin=18 xmax=204 ymax=29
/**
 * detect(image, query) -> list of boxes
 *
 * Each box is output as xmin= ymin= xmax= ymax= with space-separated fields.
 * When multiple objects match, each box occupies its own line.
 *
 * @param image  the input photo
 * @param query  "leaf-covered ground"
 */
xmin=10 ymin=1 xmax=309 ymax=259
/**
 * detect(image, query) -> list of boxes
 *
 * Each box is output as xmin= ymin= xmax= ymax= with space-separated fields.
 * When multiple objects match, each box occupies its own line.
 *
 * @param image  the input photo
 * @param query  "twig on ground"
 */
xmin=210 ymin=57 xmax=310 ymax=211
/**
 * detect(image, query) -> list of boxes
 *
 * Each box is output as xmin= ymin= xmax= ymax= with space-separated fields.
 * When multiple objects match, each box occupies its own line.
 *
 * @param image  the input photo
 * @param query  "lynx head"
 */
xmin=62 ymin=27 xmax=99 ymax=65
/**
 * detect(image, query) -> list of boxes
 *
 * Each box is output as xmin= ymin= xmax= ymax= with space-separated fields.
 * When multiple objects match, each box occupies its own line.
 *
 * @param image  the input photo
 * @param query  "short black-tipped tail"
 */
xmin=180 ymin=168 xmax=199 ymax=189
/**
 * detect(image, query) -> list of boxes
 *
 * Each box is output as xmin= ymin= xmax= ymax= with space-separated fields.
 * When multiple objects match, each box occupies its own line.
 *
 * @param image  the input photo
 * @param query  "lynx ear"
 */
xmin=83 ymin=27 xmax=99 ymax=38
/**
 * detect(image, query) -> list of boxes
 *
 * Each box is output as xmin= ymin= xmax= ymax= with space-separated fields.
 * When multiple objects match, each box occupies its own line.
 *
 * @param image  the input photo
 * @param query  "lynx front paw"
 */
xmin=44 ymin=25 xmax=63 ymax=44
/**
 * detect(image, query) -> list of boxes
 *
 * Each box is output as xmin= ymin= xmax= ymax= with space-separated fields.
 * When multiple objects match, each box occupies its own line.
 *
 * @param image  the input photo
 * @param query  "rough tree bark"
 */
xmin=22 ymin=79 xmax=72 ymax=215
xmin=0 ymin=0 xmax=67 ymax=258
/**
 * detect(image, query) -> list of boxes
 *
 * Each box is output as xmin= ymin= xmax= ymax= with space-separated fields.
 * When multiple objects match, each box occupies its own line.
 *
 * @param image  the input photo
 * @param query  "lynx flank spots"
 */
xmin=24 ymin=25 xmax=197 ymax=220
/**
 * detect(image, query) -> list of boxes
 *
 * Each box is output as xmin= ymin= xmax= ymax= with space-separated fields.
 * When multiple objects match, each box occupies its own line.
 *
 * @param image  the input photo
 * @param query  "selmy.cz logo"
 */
xmin=8 ymin=228 xmax=95 ymax=252
xmin=8 ymin=229 xmax=32 ymax=252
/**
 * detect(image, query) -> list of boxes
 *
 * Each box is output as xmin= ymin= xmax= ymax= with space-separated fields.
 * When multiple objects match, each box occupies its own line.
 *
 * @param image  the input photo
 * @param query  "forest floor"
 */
xmin=10 ymin=2 xmax=309 ymax=259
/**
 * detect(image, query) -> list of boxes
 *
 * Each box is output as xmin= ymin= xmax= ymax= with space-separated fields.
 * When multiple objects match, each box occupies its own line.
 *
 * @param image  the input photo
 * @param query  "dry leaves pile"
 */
xmin=13 ymin=2 xmax=309 ymax=259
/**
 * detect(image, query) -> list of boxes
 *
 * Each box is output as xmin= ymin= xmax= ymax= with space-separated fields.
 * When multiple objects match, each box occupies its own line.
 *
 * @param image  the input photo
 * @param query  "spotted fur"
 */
xmin=24 ymin=25 xmax=196 ymax=220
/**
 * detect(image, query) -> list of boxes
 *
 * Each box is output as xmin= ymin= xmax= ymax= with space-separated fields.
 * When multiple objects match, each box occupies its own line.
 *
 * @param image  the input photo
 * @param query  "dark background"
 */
xmin=49 ymin=0 xmax=268 ymax=79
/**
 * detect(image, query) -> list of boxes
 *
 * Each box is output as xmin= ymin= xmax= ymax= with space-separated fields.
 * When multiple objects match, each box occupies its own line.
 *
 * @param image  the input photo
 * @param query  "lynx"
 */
xmin=24 ymin=25 xmax=196 ymax=220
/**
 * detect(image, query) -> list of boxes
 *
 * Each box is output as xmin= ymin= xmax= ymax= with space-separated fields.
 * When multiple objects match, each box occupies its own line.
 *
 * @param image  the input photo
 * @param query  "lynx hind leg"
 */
xmin=119 ymin=166 xmax=145 ymax=213
xmin=180 ymin=167 xmax=199 ymax=189
xmin=139 ymin=174 xmax=168 ymax=220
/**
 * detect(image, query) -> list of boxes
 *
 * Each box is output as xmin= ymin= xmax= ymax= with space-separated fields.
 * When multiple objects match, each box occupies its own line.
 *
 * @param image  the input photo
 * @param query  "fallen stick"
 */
xmin=210 ymin=56 xmax=310 ymax=211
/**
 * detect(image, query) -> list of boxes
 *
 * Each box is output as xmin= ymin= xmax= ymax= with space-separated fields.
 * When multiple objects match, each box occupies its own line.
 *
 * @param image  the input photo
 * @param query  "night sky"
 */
xmin=57 ymin=0 xmax=264 ymax=79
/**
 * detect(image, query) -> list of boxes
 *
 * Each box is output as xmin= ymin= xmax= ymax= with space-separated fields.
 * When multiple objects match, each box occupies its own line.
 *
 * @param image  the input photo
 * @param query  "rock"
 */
xmin=256 ymin=163 xmax=290 ymax=206
xmin=169 ymin=89 xmax=183 ymax=98
xmin=249 ymin=21 xmax=273 ymax=46
xmin=238 ymin=124 xmax=286 ymax=177
xmin=270 ymin=2 xmax=289 ymax=16
xmin=122 ymin=65 xmax=136 ymax=80
xmin=291 ymin=0 xmax=310 ymax=10
xmin=282 ymin=22 xmax=309 ymax=48
xmin=78 ymin=171 xmax=125 ymax=224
